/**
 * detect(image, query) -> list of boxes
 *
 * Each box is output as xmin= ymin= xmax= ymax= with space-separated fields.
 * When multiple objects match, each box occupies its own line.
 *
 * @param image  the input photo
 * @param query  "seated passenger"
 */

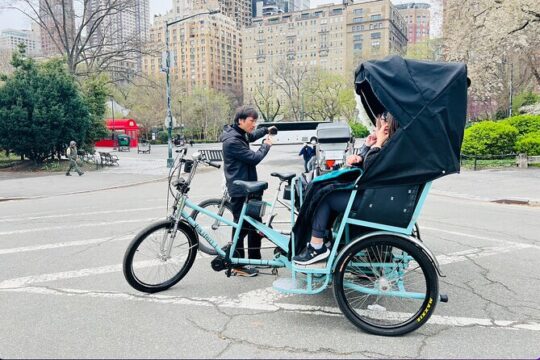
xmin=293 ymin=112 xmax=398 ymax=265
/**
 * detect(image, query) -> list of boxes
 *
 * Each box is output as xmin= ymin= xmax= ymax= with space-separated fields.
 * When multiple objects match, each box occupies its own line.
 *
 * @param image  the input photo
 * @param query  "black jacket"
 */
xmin=220 ymin=125 xmax=270 ymax=197
xmin=290 ymin=147 xmax=383 ymax=256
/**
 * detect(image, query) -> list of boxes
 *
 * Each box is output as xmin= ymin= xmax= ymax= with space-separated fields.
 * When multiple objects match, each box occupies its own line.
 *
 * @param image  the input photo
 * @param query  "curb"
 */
xmin=0 ymin=176 xmax=168 ymax=202
xmin=431 ymin=190 xmax=540 ymax=207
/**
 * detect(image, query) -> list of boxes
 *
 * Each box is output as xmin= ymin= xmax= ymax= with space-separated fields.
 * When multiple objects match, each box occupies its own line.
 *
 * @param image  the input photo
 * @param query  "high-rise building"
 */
xmin=143 ymin=13 xmax=242 ymax=94
xmin=0 ymin=27 xmax=41 ymax=56
xmin=87 ymin=0 xmax=150 ymax=79
xmin=39 ymin=0 xmax=75 ymax=57
xmin=251 ymin=0 xmax=309 ymax=18
xmin=242 ymin=0 xmax=407 ymax=101
xmin=395 ymin=2 xmax=430 ymax=44
xmin=171 ymin=0 xmax=252 ymax=29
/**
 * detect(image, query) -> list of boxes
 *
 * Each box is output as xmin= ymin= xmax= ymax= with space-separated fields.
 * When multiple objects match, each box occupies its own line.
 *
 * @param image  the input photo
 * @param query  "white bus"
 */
xmin=253 ymin=121 xmax=331 ymax=145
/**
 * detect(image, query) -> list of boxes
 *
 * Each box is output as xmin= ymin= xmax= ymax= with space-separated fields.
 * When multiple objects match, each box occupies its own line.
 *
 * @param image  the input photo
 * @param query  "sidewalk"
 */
xmin=1 ymin=145 xmax=539 ymax=205
xmin=431 ymin=167 xmax=540 ymax=206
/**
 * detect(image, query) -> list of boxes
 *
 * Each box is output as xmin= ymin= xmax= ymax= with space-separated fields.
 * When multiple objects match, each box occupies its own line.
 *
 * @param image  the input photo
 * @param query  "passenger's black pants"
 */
xmin=230 ymin=196 xmax=262 ymax=259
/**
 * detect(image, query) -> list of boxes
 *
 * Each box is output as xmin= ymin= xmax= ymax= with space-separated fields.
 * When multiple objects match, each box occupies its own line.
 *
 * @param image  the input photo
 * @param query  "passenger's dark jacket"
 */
xmin=290 ymin=146 xmax=383 ymax=256
xmin=220 ymin=124 xmax=270 ymax=197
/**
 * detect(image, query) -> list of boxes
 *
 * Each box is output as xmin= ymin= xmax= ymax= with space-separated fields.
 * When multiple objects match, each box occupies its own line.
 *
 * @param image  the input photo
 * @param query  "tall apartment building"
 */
xmin=171 ymin=0 xmax=252 ymax=29
xmin=252 ymin=0 xmax=310 ymax=18
xmin=0 ymin=27 xmax=41 ymax=56
xmin=243 ymin=0 xmax=407 ymax=100
xmin=39 ymin=0 xmax=75 ymax=57
xmin=87 ymin=0 xmax=150 ymax=79
xmin=143 ymin=13 xmax=242 ymax=94
xmin=395 ymin=2 xmax=430 ymax=44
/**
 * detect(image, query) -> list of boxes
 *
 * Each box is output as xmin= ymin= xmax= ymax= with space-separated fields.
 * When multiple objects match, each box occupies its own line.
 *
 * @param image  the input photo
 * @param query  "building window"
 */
xmin=353 ymin=17 xmax=363 ymax=23
xmin=353 ymin=8 xmax=363 ymax=15
xmin=353 ymin=42 xmax=362 ymax=50
xmin=371 ymin=32 xmax=381 ymax=39
xmin=371 ymin=14 xmax=382 ymax=21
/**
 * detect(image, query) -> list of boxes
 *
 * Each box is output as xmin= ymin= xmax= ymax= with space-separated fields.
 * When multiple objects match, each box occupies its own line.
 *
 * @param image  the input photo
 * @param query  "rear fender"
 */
xmin=333 ymin=230 xmax=444 ymax=277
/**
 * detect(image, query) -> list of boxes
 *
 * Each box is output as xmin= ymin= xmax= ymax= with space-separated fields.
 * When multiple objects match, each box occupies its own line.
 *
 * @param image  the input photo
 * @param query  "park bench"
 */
xmin=99 ymin=151 xmax=119 ymax=166
xmin=80 ymin=150 xmax=100 ymax=169
xmin=137 ymin=141 xmax=151 ymax=154
xmin=199 ymin=149 xmax=223 ymax=162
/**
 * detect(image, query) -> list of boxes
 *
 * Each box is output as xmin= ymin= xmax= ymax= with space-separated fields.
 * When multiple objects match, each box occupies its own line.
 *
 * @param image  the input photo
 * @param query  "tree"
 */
xmin=303 ymin=69 xmax=356 ymax=122
xmin=7 ymin=0 xmax=152 ymax=81
xmin=251 ymin=82 xmax=281 ymax=122
xmin=81 ymin=74 xmax=109 ymax=150
xmin=405 ymin=38 xmax=444 ymax=61
xmin=444 ymin=0 xmax=540 ymax=115
xmin=0 ymin=46 xmax=92 ymax=163
xmin=182 ymin=87 xmax=232 ymax=141
xmin=270 ymin=60 xmax=309 ymax=121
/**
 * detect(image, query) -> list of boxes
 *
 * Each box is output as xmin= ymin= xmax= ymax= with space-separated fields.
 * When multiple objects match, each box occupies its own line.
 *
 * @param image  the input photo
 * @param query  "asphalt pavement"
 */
xmin=0 ymin=144 xmax=539 ymax=358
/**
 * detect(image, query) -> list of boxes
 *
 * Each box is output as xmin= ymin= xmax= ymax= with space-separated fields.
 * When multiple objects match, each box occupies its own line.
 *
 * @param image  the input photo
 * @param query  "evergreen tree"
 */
xmin=0 ymin=45 xmax=92 ymax=163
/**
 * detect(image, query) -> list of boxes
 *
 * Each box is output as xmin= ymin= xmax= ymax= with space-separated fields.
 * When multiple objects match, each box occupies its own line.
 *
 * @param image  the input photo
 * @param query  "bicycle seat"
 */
xmin=233 ymin=180 xmax=268 ymax=194
xmin=270 ymin=172 xmax=295 ymax=182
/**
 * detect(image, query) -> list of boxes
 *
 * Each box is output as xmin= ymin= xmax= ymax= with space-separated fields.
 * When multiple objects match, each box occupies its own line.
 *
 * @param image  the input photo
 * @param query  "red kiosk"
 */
xmin=95 ymin=118 xmax=139 ymax=148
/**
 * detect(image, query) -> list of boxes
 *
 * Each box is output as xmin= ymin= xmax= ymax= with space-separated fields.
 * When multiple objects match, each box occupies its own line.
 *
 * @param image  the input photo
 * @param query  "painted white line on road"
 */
xmin=0 ymin=217 xmax=160 ymax=236
xmin=422 ymin=225 xmax=540 ymax=251
xmin=0 ymin=235 xmax=133 ymax=255
xmin=0 ymin=207 xmax=164 ymax=223
xmin=0 ymin=239 xmax=532 ymax=289
xmin=2 ymin=285 xmax=539 ymax=332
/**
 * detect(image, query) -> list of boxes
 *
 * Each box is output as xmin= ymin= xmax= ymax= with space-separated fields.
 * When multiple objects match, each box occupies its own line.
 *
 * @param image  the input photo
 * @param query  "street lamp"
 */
xmin=110 ymin=97 xmax=116 ymax=150
xmin=164 ymin=9 xmax=220 ymax=168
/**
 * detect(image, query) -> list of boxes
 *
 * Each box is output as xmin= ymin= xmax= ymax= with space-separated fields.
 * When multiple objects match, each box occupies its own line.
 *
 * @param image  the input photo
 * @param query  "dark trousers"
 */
xmin=230 ymin=196 xmax=262 ymax=259
xmin=312 ymin=190 xmax=361 ymax=238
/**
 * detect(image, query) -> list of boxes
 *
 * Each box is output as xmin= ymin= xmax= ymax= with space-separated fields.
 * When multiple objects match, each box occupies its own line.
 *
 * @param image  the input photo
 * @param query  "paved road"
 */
xmin=0 ymin=144 xmax=539 ymax=358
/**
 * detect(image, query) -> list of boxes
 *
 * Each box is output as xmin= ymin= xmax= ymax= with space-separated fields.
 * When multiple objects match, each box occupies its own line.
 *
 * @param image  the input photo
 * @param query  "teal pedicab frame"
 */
xmin=175 ymin=167 xmax=439 ymax=298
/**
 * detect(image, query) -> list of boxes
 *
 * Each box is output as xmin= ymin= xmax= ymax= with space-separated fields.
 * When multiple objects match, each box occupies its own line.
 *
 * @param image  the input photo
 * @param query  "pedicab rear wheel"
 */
xmin=333 ymin=235 xmax=438 ymax=336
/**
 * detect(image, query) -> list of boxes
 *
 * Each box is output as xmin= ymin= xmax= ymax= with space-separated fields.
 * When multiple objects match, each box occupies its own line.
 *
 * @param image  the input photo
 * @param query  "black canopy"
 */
xmin=354 ymin=55 xmax=468 ymax=189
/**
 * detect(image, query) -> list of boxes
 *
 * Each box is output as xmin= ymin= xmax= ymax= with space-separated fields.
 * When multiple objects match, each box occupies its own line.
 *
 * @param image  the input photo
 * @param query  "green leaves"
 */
xmin=461 ymin=121 xmax=518 ymax=155
xmin=0 ymin=50 xmax=92 ymax=163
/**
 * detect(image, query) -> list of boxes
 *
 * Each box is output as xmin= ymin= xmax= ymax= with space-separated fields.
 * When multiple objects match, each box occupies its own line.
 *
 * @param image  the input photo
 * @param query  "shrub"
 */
xmin=500 ymin=114 xmax=540 ymax=136
xmin=512 ymin=91 xmax=540 ymax=115
xmin=157 ymin=131 xmax=169 ymax=144
xmin=514 ymin=131 xmax=540 ymax=156
xmin=461 ymin=121 xmax=518 ymax=155
xmin=349 ymin=121 xmax=370 ymax=138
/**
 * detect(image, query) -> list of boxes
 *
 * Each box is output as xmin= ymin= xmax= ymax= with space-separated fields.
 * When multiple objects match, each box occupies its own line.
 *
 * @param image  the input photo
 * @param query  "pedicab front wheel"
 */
xmin=333 ymin=235 xmax=438 ymax=336
xmin=123 ymin=219 xmax=198 ymax=293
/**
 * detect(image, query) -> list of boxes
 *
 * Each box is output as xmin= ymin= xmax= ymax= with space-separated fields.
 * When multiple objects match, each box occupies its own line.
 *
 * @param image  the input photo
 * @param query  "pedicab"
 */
xmin=122 ymin=55 xmax=469 ymax=336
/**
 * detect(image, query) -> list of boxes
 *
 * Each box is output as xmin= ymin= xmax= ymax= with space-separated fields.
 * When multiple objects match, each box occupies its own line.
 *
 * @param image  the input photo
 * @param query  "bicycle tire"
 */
xmin=333 ymin=235 xmax=438 ymax=336
xmin=190 ymin=198 xmax=234 ymax=255
xmin=123 ymin=219 xmax=198 ymax=293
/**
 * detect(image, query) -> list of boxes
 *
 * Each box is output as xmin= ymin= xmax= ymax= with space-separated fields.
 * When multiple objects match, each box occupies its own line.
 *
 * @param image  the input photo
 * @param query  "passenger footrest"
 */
xmin=272 ymin=269 xmax=330 ymax=295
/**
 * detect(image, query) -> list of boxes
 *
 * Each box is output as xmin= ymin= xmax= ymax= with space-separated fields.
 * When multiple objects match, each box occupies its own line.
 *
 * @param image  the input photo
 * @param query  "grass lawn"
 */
xmin=460 ymin=158 xmax=517 ymax=170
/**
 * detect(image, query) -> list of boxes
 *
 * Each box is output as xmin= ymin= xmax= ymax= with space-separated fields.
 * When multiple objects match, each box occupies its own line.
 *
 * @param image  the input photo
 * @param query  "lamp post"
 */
xmin=110 ymin=97 xmax=116 ymax=150
xmin=164 ymin=9 xmax=220 ymax=168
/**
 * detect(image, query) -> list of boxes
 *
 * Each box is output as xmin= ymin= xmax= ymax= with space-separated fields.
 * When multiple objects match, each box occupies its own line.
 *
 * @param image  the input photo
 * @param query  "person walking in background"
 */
xmin=299 ymin=142 xmax=316 ymax=172
xmin=66 ymin=141 xmax=84 ymax=176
